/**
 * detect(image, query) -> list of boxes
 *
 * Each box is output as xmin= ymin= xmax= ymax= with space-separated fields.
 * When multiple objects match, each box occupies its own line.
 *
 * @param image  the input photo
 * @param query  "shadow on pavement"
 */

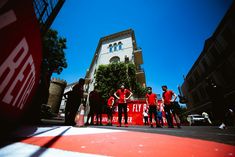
xmin=28 ymin=126 xmax=71 ymax=157
xmin=0 ymin=126 xmax=61 ymax=149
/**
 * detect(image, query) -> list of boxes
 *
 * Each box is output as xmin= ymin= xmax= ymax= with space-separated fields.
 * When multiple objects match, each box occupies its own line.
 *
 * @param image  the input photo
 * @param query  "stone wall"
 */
xmin=47 ymin=78 xmax=67 ymax=114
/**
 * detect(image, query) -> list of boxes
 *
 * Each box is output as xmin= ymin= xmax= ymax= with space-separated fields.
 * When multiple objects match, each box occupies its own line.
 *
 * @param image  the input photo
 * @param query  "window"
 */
xmin=187 ymin=77 xmax=194 ymax=87
xmin=113 ymin=43 xmax=117 ymax=51
xmin=219 ymin=63 xmax=235 ymax=85
xmin=201 ymin=59 xmax=209 ymax=72
xmin=118 ymin=42 xmax=123 ymax=50
xmin=222 ymin=28 xmax=234 ymax=46
xmin=209 ymin=46 xmax=220 ymax=62
xmin=193 ymin=69 xmax=200 ymax=82
xmin=125 ymin=55 xmax=129 ymax=63
xmin=109 ymin=56 xmax=120 ymax=63
xmin=198 ymin=85 xmax=206 ymax=98
xmin=192 ymin=91 xmax=200 ymax=104
xmin=108 ymin=44 xmax=112 ymax=52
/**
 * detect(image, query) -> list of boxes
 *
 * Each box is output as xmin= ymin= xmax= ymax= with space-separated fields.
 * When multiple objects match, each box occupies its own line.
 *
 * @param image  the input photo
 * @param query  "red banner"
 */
xmin=0 ymin=0 xmax=42 ymax=120
xmin=94 ymin=100 xmax=174 ymax=125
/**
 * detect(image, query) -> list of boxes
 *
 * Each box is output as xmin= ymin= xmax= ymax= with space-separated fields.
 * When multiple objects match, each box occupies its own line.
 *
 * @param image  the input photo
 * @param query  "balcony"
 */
xmin=134 ymin=48 xmax=143 ymax=65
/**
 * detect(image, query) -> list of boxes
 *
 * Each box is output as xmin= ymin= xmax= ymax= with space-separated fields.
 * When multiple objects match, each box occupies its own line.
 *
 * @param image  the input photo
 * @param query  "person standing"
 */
xmin=143 ymin=109 xmax=149 ymax=126
xmin=146 ymin=87 xmax=159 ymax=128
xmin=88 ymin=87 xmax=103 ymax=125
xmin=107 ymin=91 xmax=115 ymax=126
xmin=205 ymin=78 xmax=227 ymax=129
xmin=162 ymin=85 xmax=181 ymax=128
xmin=64 ymin=78 xmax=85 ymax=126
xmin=157 ymin=105 xmax=164 ymax=127
xmin=114 ymin=84 xmax=133 ymax=127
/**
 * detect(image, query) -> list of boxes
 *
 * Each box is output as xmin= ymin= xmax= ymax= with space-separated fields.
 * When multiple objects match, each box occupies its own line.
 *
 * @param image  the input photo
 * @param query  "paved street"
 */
xmin=0 ymin=125 xmax=234 ymax=157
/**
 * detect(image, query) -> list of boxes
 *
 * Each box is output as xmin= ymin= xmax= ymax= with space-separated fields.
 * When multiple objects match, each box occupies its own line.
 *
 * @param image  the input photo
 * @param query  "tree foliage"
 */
xmin=42 ymin=29 xmax=67 ymax=78
xmin=95 ymin=62 xmax=147 ymax=100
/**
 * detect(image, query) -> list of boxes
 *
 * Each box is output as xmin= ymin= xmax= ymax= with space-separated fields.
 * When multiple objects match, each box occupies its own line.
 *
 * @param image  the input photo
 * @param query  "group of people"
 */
xmin=85 ymin=84 xmax=133 ymax=127
xmin=144 ymin=86 xmax=181 ymax=128
xmin=64 ymin=79 xmax=181 ymax=128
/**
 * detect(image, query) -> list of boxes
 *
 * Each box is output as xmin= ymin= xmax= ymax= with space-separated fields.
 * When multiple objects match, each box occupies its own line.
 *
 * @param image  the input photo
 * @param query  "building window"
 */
xmin=194 ymin=69 xmax=200 ymax=82
xmin=222 ymin=27 xmax=234 ymax=46
xmin=109 ymin=56 xmax=120 ymax=63
xmin=192 ymin=91 xmax=200 ymax=104
xmin=219 ymin=63 xmax=235 ymax=85
xmin=209 ymin=46 xmax=220 ymax=62
xmin=118 ymin=42 xmax=123 ymax=50
xmin=125 ymin=55 xmax=129 ymax=63
xmin=113 ymin=43 xmax=117 ymax=51
xmin=108 ymin=44 xmax=113 ymax=52
xmin=187 ymin=77 xmax=194 ymax=87
xmin=198 ymin=85 xmax=206 ymax=98
xmin=201 ymin=58 xmax=209 ymax=72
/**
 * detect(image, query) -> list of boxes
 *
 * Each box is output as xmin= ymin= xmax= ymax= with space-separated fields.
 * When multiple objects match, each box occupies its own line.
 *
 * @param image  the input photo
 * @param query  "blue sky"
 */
xmin=52 ymin=0 xmax=233 ymax=96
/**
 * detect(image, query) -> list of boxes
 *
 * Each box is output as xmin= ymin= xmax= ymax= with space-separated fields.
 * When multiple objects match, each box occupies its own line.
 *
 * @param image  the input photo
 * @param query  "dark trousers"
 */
xmin=149 ymin=105 xmax=157 ymax=125
xmin=164 ymin=103 xmax=180 ymax=127
xmin=107 ymin=107 xmax=113 ymax=122
xmin=118 ymin=103 xmax=128 ymax=124
xmin=65 ymin=103 xmax=79 ymax=125
xmin=157 ymin=116 xmax=164 ymax=126
xmin=164 ymin=104 xmax=174 ymax=127
xmin=144 ymin=117 xmax=148 ymax=125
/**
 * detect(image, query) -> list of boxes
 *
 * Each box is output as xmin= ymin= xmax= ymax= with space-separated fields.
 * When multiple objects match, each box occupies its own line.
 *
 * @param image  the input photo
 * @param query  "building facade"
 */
xmin=85 ymin=29 xmax=146 ymax=93
xmin=181 ymin=3 xmax=235 ymax=119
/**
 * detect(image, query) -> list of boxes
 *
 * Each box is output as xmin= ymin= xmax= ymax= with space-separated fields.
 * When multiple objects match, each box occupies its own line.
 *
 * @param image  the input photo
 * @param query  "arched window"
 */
xmin=109 ymin=56 xmax=120 ymax=63
xmin=118 ymin=42 xmax=123 ymax=50
xmin=108 ymin=44 xmax=113 ymax=52
xmin=113 ymin=43 xmax=117 ymax=51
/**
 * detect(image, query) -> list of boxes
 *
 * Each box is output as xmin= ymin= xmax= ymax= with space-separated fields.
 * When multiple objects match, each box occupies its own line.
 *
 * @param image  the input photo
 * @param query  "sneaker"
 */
xmin=168 ymin=126 xmax=174 ymax=128
xmin=125 ymin=124 xmax=128 ymax=127
xmin=219 ymin=123 xmax=226 ymax=129
xmin=117 ymin=124 xmax=121 ymax=127
xmin=150 ymin=124 xmax=153 ymax=128
xmin=177 ymin=124 xmax=181 ymax=129
xmin=156 ymin=125 xmax=162 ymax=128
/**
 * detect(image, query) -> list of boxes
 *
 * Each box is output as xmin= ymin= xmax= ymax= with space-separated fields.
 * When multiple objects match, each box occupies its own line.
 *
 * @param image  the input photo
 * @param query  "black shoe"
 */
xmin=150 ymin=124 xmax=153 ymax=128
xmin=168 ymin=126 xmax=174 ymax=128
xmin=156 ymin=125 xmax=162 ymax=128
xmin=177 ymin=125 xmax=181 ymax=129
xmin=177 ymin=123 xmax=181 ymax=129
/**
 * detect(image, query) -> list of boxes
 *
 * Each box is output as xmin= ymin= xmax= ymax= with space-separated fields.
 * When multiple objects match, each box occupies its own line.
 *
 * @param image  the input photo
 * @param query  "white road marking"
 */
xmin=0 ymin=142 xmax=108 ymax=157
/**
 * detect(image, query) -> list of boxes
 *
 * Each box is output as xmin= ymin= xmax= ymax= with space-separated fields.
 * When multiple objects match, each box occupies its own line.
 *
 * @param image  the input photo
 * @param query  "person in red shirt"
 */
xmin=162 ymin=85 xmax=181 ymax=128
xmin=114 ymin=84 xmax=133 ymax=127
xmin=146 ymin=87 xmax=160 ymax=128
xmin=107 ymin=91 xmax=115 ymax=126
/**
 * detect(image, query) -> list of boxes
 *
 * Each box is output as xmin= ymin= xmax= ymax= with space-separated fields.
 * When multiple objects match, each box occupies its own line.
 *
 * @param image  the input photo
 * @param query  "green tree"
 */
xmin=95 ymin=62 xmax=147 ymax=100
xmin=25 ymin=29 xmax=68 ymax=122
xmin=42 ymin=29 xmax=67 ymax=79
xmin=40 ymin=29 xmax=67 ymax=104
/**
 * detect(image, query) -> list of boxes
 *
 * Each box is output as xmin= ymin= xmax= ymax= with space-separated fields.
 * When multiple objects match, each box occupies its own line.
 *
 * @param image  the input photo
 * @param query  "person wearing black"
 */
xmin=114 ymin=84 xmax=133 ymax=127
xmin=145 ymin=87 xmax=159 ymax=128
xmin=205 ymin=78 xmax=227 ymax=129
xmin=87 ymin=87 xmax=104 ymax=125
xmin=162 ymin=85 xmax=181 ymax=128
xmin=64 ymin=78 xmax=85 ymax=125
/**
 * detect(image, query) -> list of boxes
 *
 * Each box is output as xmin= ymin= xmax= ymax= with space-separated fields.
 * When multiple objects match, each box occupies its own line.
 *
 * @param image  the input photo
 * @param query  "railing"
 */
xmin=33 ymin=0 xmax=65 ymax=36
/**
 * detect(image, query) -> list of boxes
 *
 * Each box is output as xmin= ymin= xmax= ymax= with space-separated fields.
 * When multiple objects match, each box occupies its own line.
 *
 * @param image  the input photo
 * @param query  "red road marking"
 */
xmin=21 ymin=131 xmax=235 ymax=157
